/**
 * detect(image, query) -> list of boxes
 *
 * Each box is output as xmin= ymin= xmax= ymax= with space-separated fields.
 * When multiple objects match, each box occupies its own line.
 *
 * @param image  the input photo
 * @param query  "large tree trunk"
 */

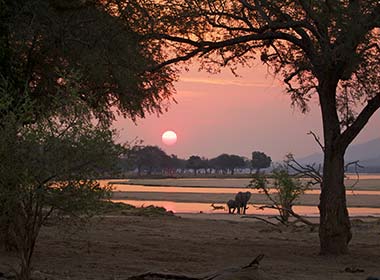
xmin=319 ymin=148 xmax=351 ymax=254
xmin=318 ymin=78 xmax=352 ymax=254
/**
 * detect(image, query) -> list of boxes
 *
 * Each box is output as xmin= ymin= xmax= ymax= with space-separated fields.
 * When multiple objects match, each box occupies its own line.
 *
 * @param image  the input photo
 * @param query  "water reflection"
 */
xmin=113 ymin=199 xmax=380 ymax=217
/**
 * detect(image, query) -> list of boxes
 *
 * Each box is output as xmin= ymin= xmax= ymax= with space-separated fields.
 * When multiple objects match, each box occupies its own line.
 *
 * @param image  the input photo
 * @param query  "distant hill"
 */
xmin=298 ymin=138 xmax=380 ymax=172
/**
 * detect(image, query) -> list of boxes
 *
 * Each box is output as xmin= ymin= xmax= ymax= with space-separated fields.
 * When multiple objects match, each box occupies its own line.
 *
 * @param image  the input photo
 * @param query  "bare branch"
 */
xmin=285 ymin=154 xmax=323 ymax=184
xmin=145 ymin=48 xmax=202 ymax=73
xmin=307 ymin=131 xmax=325 ymax=152
xmin=344 ymin=160 xmax=363 ymax=189
xmin=340 ymin=93 xmax=380 ymax=150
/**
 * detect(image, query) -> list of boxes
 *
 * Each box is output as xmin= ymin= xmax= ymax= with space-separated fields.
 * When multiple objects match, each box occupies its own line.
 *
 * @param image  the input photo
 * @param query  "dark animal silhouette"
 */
xmin=227 ymin=199 xmax=238 ymax=214
xmin=235 ymin=191 xmax=252 ymax=214
xmin=210 ymin=203 xmax=225 ymax=211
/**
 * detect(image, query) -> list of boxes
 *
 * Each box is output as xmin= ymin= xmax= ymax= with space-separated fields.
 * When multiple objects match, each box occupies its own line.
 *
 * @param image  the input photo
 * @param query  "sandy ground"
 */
xmin=121 ymin=177 xmax=380 ymax=190
xmin=1 ymin=213 xmax=379 ymax=280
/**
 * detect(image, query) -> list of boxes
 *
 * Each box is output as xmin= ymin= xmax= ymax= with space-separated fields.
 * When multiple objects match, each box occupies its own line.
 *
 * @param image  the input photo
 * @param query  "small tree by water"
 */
xmin=249 ymin=168 xmax=312 ymax=223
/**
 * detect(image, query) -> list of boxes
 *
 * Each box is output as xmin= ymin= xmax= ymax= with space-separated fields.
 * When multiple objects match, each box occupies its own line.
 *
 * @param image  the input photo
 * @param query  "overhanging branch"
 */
xmin=145 ymin=30 xmax=306 ymax=73
xmin=340 ymin=93 xmax=380 ymax=149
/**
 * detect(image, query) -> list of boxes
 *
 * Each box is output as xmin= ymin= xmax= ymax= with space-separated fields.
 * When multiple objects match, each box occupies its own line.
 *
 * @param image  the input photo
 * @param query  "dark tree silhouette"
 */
xmin=210 ymin=154 xmax=231 ymax=174
xmin=133 ymin=146 xmax=171 ymax=175
xmin=210 ymin=154 xmax=246 ymax=174
xmin=186 ymin=155 xmax=206 ymax=175
xmin=228 ymin=154 xmax=247 ymax=175
xmin=0 ymin=0 xmax=176 ymax=125
xmin=251 ymin=151 xmax=272 ymax=173
xmin=167 ymin=155 xmax=187 ymax=174
xmin=126 ymin=0 xmax=380 ymax=254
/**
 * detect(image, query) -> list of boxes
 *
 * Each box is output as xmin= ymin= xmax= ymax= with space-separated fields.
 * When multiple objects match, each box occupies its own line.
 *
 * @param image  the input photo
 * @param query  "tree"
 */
xmin=133 ymin=146 xmax=171 ymax=175
xmin=227 ymin=154 xmax=246 ymax=174
xmin=251 ymin=151 xmax=272 ymax=173
xmin=1 ymin=0 xmax=176 ymax=125
xmin=0 ymin=0 xmax=177 ymax=276
xmin=209 ymin=154 xmax=245 ymax=174
xmin=210 ymin=154 xmax=231 ymax=174
xmin=0 ymin=88 xmax=124 ymax=279
xmin=186 ymin=155 xmax=205 ymax=175
xmin=167 ymin=154 xmax=187 ymax=175
xmin=249 ymin=168 xmax=311 ymax=223
xmin=127 ymin=0 xmax=380 ymax=254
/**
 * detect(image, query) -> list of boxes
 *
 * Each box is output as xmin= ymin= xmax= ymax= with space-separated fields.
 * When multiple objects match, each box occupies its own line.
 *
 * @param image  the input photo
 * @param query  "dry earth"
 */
xmin=1 ymin=213 xmax=379 ymax=280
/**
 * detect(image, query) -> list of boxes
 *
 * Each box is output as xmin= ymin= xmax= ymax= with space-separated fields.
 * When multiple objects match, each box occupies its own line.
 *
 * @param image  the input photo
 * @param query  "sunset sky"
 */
xmin=115 ymin=62 xmax=380 ymax=161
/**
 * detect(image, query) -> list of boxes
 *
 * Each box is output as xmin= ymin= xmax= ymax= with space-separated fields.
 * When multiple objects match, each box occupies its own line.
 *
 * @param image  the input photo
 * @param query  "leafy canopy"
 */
xmin=1 ymin=0 xmax=178 ymax=124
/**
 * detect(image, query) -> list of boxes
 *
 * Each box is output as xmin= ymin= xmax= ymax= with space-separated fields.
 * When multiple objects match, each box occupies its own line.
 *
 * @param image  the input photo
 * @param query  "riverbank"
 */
xmin=1 ymin=213 xmax=379 ymax=279
xmin=107 ymin=178 xmax=380 ymax=216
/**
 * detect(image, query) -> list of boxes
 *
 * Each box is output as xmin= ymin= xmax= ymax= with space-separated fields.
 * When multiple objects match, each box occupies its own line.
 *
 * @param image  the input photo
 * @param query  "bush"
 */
xmin=0 ymin=85 xmax=124 ymax=280
xmin=249 ymin=168 xmax=311 ymax=223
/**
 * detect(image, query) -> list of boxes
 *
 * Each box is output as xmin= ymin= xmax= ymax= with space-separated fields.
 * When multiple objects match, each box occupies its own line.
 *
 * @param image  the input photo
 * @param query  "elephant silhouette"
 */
xmin=235 ymin=191 xmax=252 ymax=214
xmin=226 ymin=199 xmax=238 ymax=214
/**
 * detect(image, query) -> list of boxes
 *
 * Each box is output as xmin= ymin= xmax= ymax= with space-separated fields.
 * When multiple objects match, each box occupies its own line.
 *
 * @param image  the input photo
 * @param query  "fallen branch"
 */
xmin=127 ymin=272 xmax=199 ymax=280
xmin=241 ymin=254 xmax=265 ymax=269
xmin=255 ymin=205 xmax=317 ymax=228
xmin=126 ymin=254 xmax=265 ymax=280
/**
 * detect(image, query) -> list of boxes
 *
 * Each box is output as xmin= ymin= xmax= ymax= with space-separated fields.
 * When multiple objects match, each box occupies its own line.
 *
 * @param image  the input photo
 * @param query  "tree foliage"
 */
xmin=127 ymin=145 xmax=172 ymax=175
xmin=186 ymin=155 xmax=206 ymax=174
xmin=122 ymin=0 xmax=380 ymax=254
xmin=251 ymin=151 xmax=272 ymax=172
xmin=249 ymin=168 xmax=311 ymax=223
xmin=1 ymin=0 xmax=177 ymax=124
xmin=0 ymin=80 xmax=124 ymax=279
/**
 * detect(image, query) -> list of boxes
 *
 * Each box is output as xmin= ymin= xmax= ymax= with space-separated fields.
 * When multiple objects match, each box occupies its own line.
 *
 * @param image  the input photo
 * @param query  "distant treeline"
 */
xmin=118 ymin=146 xmax=272 ymax=176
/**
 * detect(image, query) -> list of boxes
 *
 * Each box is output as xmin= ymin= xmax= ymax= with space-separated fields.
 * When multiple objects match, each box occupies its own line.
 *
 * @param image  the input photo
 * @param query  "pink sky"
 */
xmin=114 ymin=63 xmax=380 ymax=161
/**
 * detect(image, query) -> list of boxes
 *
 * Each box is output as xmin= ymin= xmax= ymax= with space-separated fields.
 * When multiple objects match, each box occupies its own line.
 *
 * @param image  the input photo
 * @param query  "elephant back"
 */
xmin=235 ymin=191 xmax=252 ymax=205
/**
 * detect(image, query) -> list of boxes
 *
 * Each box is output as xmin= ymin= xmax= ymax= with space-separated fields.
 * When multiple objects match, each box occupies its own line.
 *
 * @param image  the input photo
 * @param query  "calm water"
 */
xmin=102 ymin=175 xmax=380 ymax=216
xmin=116 ymin=199 xmax=380 ymax=217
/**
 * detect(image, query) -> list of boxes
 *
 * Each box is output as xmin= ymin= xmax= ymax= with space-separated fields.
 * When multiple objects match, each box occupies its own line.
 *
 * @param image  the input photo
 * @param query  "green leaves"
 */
xmin=249 ymin=167 xmax=310 ymax=222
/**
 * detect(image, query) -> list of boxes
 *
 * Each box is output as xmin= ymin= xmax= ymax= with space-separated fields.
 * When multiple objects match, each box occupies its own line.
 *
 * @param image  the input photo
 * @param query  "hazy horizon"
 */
xmin=114 ymin=63 xmax=380 ymax=161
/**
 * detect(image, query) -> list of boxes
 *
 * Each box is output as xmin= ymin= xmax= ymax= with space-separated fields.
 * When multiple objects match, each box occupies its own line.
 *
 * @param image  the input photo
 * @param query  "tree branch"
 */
xmin=340 ymin=93 xmax=380 ymax=150
xmin=307 ymin=131 xmax=325 ymax=152
xmin=146 ymin=30 xmax=306 ymax=73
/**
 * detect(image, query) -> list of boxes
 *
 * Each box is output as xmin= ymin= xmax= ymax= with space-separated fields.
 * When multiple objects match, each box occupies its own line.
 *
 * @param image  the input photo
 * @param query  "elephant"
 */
xmin=234 ymin=191 xmax=252 ymax=214
xmin=226 ymin=199 xmax=238 ymax=214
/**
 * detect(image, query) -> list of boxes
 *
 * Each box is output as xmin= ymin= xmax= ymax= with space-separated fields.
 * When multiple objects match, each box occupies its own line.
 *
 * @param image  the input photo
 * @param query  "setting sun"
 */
xmin=162 ymin=130 xmax=177 ymax=146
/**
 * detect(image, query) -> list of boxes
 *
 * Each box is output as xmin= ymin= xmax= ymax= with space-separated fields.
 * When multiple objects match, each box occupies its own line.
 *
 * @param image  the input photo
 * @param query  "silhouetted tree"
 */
xmin=1 ymin=0 xmax=176 ymax=125
xmin=186 ymin=155 xmax=205 ymax=175
xmin=166 ymin=154 xmax=187 ymax=175
xmin=228 ymin=155 xmax=246 ymax=175
xmin=210 ymin=154 xmax=246 ymax=174
xmin=134 ymin=146 xmax=171 ymax=175
xmin=251 ymin=151 xmax=272 ymax=173
xmin=0 ymin=90 xmax=123 ymax=279
xmin=249 ymin=168 xmax=311 ymax=223
xmin=210 ymin=154 xmax=230 ymax=174
xmin=128 ymin=0 xmax=380 ymax=254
